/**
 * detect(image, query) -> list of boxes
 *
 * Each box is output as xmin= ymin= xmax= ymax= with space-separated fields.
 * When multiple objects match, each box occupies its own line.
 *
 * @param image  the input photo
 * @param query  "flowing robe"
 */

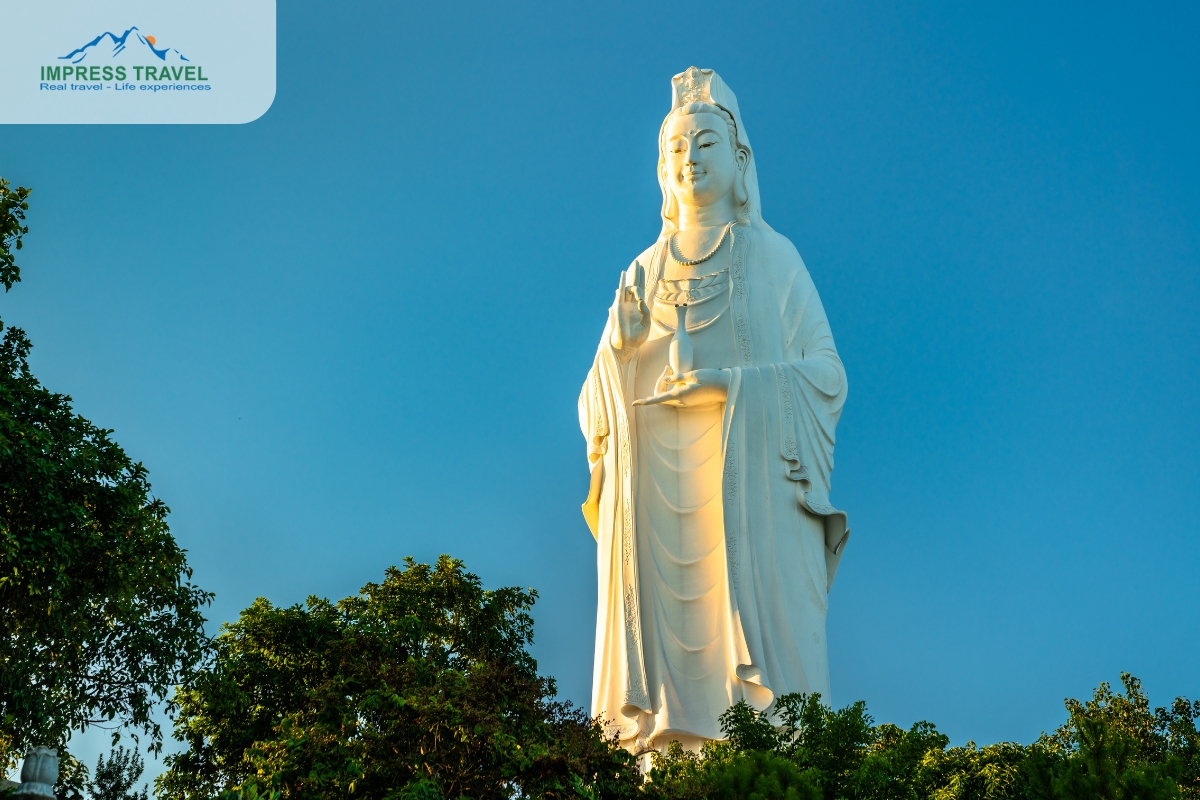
xmin=579 ymin=221 xmax=850 ymax=750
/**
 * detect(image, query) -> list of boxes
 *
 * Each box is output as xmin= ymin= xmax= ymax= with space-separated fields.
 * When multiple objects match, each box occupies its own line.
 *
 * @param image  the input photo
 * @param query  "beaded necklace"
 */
xmin=668 ymin=222 xmax=732 ymax=267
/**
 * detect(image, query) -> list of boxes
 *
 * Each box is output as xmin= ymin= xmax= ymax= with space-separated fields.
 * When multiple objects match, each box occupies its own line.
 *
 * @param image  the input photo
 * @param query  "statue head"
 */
xmin=658 ymin=68 xmax=764 ymax=232
xmin=661 ymin=103 xmax=750 ymax=221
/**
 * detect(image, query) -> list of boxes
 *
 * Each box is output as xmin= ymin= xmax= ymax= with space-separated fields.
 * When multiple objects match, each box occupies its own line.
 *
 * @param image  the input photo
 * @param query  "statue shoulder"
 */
xmin=634 ymin=241 xmax=662 ymax=269
xmin=744 ymin=225 xmax=813 ymax=286
xmin=622 ymin=240 xmax=665 ymax=280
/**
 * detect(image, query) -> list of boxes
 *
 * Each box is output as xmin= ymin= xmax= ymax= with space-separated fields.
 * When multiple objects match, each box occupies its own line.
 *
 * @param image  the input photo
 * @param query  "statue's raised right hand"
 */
xmin=609 ymin=261 xmax=650 ymax=355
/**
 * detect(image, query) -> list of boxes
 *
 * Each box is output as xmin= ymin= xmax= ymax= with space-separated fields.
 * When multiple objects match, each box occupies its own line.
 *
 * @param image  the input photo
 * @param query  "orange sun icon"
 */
xmin=145 ymin=35 xmax=156 ymax=46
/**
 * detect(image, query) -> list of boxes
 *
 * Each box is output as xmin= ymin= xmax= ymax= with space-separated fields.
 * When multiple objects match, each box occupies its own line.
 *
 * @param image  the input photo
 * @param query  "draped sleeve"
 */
xmin=778 ymin=265 xmax=847 ymax=498
xmin=577 ymin=246 xmax=664 ymax=735
xmin=775 ymin=258 xmax=851 ymax=586
xmin=722 ymin=228 xmax=850 ymax=595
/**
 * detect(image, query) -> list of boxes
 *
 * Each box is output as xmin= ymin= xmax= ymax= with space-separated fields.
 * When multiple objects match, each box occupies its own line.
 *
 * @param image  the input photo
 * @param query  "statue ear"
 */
xmin=734 ymin=149 xmax=749 ymax=207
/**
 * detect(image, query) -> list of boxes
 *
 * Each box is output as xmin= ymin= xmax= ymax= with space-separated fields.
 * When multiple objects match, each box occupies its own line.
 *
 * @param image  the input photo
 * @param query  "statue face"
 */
xmin=663 ymin=111 xmax=741 ymax=212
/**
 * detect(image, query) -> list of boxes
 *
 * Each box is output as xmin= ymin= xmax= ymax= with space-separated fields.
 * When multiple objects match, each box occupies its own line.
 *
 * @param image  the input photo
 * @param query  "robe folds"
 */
xmin=579 ymin=220 xmax=850 ymax=750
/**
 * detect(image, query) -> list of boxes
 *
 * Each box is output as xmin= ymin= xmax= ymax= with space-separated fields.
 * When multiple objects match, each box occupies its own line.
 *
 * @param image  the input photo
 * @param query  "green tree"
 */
xmin=646 ymin=694 xmax=881 ymax=800
xmin=1025 ymin=674 xmax=1196 ymax=800
xmin=157 ymin=556 xmax=642 ymax=800
xmin=0 ymin=179 xmax=30 ymax=291
xmin=774 ymin=693 xmax=880 ymax=797
xmin=0 ymin=178 xmax=212 ymax=786
xmin=647 ymin=678 xmax=1197 ymax=800
xmin=852 ymin=721 xmax=951 ymax=800
xmin=646 ymin=739 xmax=821 ymax=800
xmin=89 ymin=745 xmax=150 ymax=800
xmin=918 ymin=741 xmax=1030 ymax=800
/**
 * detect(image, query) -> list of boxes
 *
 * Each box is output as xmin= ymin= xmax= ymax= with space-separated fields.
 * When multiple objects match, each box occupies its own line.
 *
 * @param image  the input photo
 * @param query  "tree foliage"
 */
xmin=89 ymin=745 xmax=150 ymax=800
xmin=0 ymin=178 xmax=29 ymax=291
xmin=0 ymin=178 xmax=212 ymax=778
xmin=158 ymin=556 xmax=642 ymax=800
xmin=646 ymin=675 xmax=1198 ymax=800
xmin=154 ymin=542 xmax=1196 ymax=800
xmin=1024 ymin=673 xmax=1198 ymax=800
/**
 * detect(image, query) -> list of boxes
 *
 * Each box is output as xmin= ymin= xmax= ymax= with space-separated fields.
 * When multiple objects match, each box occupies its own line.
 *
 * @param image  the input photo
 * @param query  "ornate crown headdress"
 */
xmin=669 ymin=67 xmax=745 ymax=149
xmin=677 ymin=66 xmax=712 ymax=105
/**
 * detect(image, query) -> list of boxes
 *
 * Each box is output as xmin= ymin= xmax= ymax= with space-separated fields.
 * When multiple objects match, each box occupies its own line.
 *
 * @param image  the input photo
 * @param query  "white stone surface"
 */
xmin=579 ymin=67 xmax=849 ymax=754
xmin=14 ymin=747 xmax=58 ymax=797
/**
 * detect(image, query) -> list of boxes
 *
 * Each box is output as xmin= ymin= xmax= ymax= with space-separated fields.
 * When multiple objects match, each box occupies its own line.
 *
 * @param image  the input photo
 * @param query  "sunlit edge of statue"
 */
xmin=579 ymin=67 xmax=850 ymax=757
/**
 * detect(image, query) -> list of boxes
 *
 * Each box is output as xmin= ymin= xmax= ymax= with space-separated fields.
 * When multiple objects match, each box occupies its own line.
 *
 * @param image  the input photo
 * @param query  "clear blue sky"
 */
xmin=2 ymin=0 xmax=1197 ymax=769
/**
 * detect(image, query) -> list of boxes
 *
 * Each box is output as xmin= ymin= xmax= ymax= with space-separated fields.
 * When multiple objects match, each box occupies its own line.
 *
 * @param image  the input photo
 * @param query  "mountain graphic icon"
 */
xmin=60 ymin=27 xmax=189 ymax=64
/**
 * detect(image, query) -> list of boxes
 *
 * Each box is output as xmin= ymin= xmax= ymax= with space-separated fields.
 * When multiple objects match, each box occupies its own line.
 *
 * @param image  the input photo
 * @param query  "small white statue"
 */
xmin=15 ymin=747 xmax=58 ymax=797
xmin=580 ymin=67 xmax=850 ymax=755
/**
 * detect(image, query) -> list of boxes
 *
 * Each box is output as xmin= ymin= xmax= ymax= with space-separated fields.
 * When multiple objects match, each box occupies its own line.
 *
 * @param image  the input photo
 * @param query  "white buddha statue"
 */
xmin=579 ymin=67 xmax=850 ymax=755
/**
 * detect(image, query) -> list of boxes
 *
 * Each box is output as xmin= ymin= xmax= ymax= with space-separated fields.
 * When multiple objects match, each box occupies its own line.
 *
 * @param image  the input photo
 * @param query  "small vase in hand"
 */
xmin=669 ymin=304 xmax=693 ymax=375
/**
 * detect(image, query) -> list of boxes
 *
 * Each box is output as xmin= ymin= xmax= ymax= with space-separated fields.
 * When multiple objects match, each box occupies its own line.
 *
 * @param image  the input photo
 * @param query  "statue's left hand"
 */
xmin=634 ymin=368 xmax=731 ymax=407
